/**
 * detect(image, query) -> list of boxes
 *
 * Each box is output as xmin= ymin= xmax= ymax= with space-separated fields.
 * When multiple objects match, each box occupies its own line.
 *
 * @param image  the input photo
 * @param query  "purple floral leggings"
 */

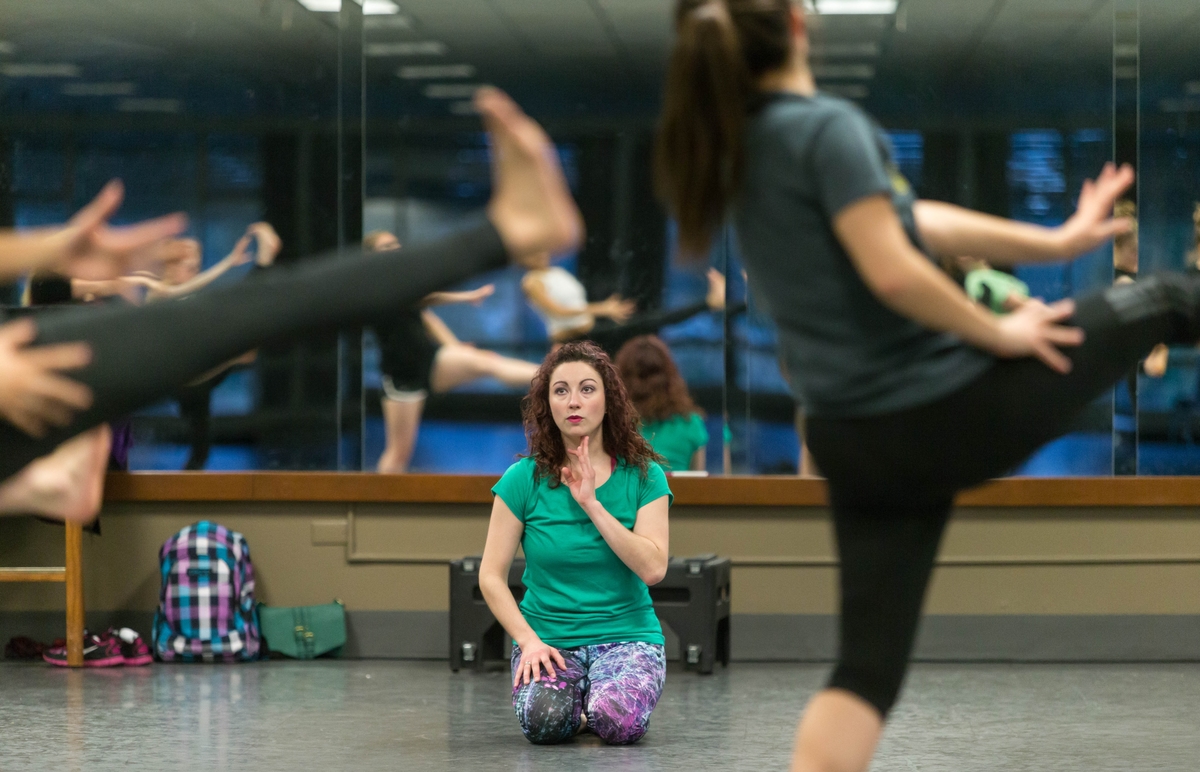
xmin=510 ymin=641 xmax=666 ymax=745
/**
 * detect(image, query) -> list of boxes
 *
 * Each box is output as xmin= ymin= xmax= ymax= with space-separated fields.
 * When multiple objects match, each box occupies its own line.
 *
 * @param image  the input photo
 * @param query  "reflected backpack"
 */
xmin=152 ymin=521 xmax=261 ymax=662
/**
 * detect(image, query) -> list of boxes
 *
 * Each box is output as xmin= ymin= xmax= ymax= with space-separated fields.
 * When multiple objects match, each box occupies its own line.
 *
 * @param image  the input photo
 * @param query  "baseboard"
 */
xmin=3 ymin=611 xmax=1197 ymax=662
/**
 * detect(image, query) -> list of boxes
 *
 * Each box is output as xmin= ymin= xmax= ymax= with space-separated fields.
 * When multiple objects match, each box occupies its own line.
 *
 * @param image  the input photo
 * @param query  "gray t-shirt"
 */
xmin=733 ymin=92 xmax=993 ymax=417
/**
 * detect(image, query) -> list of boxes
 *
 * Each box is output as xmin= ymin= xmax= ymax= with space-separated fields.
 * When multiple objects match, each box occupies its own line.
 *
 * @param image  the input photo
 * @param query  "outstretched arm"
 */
xmin=837 ymin=195 xmax=1084 ymax=374
xmin=0 ymin=181 xmax=185 ymax=281
xmin=148 ymin=235 xmax=252 ymax=300
xmin=422 ymin=283 xmax=495 ymax=307
xmin=521 ymin=273 xmax=633 ymax=321
xmin=914 ymin=163 xmax=1134 ymax=266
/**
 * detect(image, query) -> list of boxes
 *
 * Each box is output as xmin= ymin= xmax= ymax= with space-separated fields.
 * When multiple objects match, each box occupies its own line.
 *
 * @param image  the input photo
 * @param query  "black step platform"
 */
xmin=449 ymin=554 xmax=730 ymax=674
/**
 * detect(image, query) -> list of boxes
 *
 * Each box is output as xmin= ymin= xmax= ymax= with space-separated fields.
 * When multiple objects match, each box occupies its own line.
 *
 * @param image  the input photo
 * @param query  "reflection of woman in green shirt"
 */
xmin=479 ymin=341 xmax=671 ymax=746
xmin=616 ymin=335 xmax=709 ymax=472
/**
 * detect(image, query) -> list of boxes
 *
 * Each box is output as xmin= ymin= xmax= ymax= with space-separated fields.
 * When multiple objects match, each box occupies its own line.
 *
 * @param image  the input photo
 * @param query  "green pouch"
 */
xmin=258 ymin=600 xmax=346 ymax=659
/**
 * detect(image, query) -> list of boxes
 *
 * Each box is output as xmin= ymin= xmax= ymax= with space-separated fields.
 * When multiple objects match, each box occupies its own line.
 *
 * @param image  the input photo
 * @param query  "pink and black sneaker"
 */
xmin=42 ymin=630 xmax=124 ymax=668
xmin=111 ymin=627 xmax=153 ymax=666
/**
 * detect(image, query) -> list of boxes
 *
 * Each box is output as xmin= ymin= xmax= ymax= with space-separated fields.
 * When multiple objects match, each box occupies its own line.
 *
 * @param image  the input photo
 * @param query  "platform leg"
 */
xmin=65 ymin=523 xmax=85 ymax=668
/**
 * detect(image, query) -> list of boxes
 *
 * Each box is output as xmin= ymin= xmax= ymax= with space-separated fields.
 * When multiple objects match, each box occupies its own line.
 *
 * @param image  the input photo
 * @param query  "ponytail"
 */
xmin=655 ymin=1 xmax=750 ymax=258
xmin=655 ymin=0 xmax=794 ymax=259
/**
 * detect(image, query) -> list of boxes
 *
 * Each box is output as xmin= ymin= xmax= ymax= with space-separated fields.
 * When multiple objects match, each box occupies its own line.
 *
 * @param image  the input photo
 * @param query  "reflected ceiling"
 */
xmin=0 ymin=0 xmax=1198 ymax=126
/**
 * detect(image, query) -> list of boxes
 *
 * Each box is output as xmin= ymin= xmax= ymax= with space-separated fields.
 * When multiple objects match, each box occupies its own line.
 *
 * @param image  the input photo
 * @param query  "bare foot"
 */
xmin=706 ymin=268 xmax=727 ymax=310
xmin=0 ymin=425 xmax=111 ymax=523
xmin=476 ymin=87 xmax=584 ymax=268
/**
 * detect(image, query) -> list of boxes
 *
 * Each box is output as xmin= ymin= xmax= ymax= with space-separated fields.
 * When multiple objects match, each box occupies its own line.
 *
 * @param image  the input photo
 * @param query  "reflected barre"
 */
xmin=102 ymin=473 xmax=1200 ymax=508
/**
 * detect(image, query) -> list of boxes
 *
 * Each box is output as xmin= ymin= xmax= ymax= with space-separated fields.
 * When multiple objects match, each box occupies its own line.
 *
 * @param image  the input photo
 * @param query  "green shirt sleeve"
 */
xmin=639 ymin=462 xmax=674 ymax=509
xmin=491 ymin=458 xmax=535 ymax=523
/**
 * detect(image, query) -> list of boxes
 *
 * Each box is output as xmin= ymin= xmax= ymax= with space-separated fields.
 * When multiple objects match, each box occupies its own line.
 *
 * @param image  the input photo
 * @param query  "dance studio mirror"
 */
xmin=5 ymin=1 xmax=1200 ymax=476
xmin=1 ymin=0 xmax=351 ymax=470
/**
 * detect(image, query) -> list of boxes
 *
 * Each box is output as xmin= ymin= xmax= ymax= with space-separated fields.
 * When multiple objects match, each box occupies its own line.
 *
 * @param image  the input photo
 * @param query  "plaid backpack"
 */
xmin=152 ymin=521 xmax=261 ymax=662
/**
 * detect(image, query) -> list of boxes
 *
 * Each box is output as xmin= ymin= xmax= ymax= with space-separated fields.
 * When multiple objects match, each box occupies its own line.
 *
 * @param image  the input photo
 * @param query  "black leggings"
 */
xmin=804 ymin=274 xmax=1200 ymax=717
xmin=570 ymin=301 xmax=746 ymax=355
xmin=0 ymin=220 xmax=506 ymax=481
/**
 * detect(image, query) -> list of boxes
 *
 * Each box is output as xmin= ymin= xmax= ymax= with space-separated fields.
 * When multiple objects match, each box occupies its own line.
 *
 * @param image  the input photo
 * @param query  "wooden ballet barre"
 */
xmin=0 ymin=523 xmax=85 ymax=666
xmin=103 ymin=472 xmax=1200 ymax=508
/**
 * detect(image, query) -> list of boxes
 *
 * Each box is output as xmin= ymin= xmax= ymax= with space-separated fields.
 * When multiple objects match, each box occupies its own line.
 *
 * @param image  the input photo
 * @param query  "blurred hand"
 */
xmin=513 ymin=638 xmax=567 ymax=686
xmin=1144 ymin=344 xmax=1169 ymax=378
xmin=1055 ymin=163 xmax=1135 ymax=258
xmin=36 ymin=180 xmax=187 ymax=280
xmin=988 ymin=298 xmax=1085 ymax=374
xmin=0 ymin=319 xmax=94 ymax=437
xmin=230 ymin=234 xmax=254 ymax=267
xmin=246 ymin=222 xmax=282 ymax=266
xmin=466 ymin=284 xmax=496 ymax=305
xmin=600 ymin=295 xmax=635 ymax=322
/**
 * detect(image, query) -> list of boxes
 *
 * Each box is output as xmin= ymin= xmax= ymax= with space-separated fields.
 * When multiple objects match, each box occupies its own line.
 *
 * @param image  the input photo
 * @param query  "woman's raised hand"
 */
xmin=514 ymin=638 xmax=567 ymax=686
xmin=561 ymin=435 xmax=597 ymax=506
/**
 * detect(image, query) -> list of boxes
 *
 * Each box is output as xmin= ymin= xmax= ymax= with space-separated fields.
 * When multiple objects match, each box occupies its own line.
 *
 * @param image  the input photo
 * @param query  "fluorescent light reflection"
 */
xmin=0 ymin=63 xmax=81 ymax=77
xmin=62 ymin=81 xmax=137 ymax=96
xmin=366 ymin=41 xmax=447 ymax=56
xmin=815 ymin=0 xmax=897 ymax=15
xmin=297 ymin=0 xmax=400 ymax=14
xmin=398 ymin=64 xmax=476 ymax=79
xmin=424 ymin=83 xmax=485 ymax=99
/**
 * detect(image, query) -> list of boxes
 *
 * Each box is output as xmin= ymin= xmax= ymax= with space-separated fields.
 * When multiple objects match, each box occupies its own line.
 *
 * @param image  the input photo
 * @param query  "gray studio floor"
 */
xmin=2 ymin=660 xmax=1199 ymax=771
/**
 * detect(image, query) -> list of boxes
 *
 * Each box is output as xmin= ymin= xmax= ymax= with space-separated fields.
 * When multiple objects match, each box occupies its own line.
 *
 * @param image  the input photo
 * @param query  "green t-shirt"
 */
xmin=491 ymin=456 xmax=672 ymax=649
xmin=640 ymin=413 xmax=709 ymax=472
xmin=964 ymin=268 xmax=1029 ymax=314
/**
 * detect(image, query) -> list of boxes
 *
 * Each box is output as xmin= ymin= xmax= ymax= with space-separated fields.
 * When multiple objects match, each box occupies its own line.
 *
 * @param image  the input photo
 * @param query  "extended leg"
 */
xmin=429 ymin=344 xmax=538 ymax=392
xmin=0 ymin=426 xmax=110 ymax=522
xmin=0 ymin=88 xmax=582 ymax=484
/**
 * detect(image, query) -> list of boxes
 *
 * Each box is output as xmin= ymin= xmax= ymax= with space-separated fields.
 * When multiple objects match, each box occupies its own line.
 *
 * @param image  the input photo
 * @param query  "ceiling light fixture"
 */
xmin=813 ymin=63 xmax=875 ymax=79
xmin=0 ymin=63 xmax=81 ymax=77
xmin=297 ymin=0 xmax=340 ymax=11
xmin=424 ymin=83 xmax=485 ymax=99
xmin=366 ymin=41 xmax=447 ymax=56
xmin=398 ymin=64 xmax=476 ymax=79
xmin=811 ymin=42 xmax=880 ymax=57
xmin=297 ymin=0 xmax=398 ymax=13
xmin=449 ymin=101 xmax=478 ymax=116
xmin=361 ymin=0 xmax=400 ymax=14
xmin=815 ymin=0 xmax=898 ymax=15
xmin=117 ymin=98 xmax=182 ymax=113
xmin=822 ymin=84 xmax=869 ymax=99
xmin=62 ymin=81 xmax=137 ymax=96
xmin=364 ymin=15 xmax=412 ymax=29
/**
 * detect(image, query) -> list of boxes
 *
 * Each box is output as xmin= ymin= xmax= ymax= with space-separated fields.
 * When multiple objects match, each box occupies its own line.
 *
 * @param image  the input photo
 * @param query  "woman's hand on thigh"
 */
xmin=514 ymin=638 xmax=567 ymax=686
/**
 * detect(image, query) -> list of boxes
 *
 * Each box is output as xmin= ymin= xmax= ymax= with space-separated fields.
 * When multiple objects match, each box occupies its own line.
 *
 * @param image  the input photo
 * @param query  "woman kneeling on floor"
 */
xmin=479 ymin=340 xmax=672 ymax=745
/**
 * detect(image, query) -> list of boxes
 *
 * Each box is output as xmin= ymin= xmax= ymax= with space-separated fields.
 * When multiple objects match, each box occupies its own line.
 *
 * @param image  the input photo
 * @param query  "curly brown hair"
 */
xmin=615 ymin=335 xmax=703 ymax=423
xmin=522 ymin=341 xmax=662 ymax=485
